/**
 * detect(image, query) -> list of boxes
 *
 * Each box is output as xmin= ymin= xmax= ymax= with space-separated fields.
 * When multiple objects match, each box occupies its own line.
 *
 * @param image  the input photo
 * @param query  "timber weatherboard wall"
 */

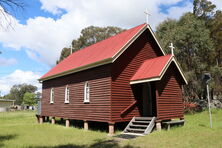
xmin=41 ymin=64 xmax=112 ymax=122
xmin=111 ymin=30 xmax=163 ymax=123
xmin=156 ymin=63 xmax=184 ymax=121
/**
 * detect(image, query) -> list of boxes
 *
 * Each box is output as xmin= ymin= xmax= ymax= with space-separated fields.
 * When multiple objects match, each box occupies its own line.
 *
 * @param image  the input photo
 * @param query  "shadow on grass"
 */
xmin=198 ymin=124 xmax=207 ymax=127
xmin=50 ymin=119 xmax=128 ymax=133
xmin=0 ymin=134 xmax=17 ymax=148
xmin=28 ymin=139 xmax=138 ymax=148
xmin=114 ymin=134 xmax=138 ymax=139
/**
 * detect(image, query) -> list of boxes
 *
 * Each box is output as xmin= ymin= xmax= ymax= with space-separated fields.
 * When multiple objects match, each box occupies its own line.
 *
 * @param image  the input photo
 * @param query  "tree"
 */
xmin=155 ymin=18 xmax=178 ymax=54
xmin=156 ymin=13 xmax=214 ymax=101
xmin=23 ymin=92 xmax=36 ymax=106
xmin=57 ymin=26 xmax=125 ymax=63
xmin=208 ymin=10 xmax=222 ymax=66
xmin=210 ymin=66 xmax=222 ymax=99
xmin=6 ymin=83 xmax=37 ymax=105
xmin=193 ymin=0 xmax=216 ymax=21
xmin=0 ymin=0 xmax=25 ymax=28
xmin=157 ymin=13 xmax=214 ymax=70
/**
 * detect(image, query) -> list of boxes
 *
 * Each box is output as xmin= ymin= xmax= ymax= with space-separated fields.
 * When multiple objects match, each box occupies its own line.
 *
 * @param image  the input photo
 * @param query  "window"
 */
xmin=50 ymin=88 xmax=54 ymax=104
xmin=65 ymin=85 xmax=70 ymax=103
xmin=84 ymin=82 xmax=90 ymax=103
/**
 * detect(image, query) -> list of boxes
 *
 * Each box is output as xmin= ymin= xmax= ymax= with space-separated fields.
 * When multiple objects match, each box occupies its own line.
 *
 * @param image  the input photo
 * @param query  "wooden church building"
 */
xmin=38 ymin=23 xmax=187 ymax=135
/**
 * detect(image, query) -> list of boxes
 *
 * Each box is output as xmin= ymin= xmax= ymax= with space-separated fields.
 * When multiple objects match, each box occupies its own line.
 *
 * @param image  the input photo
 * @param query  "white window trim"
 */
xmin=64 ymin=85 xmax=70 ymax=104
xmin=84 ymin=82 xmax=90 ymax=103
xmin=50 ymin=88 xmax=54 ymax=104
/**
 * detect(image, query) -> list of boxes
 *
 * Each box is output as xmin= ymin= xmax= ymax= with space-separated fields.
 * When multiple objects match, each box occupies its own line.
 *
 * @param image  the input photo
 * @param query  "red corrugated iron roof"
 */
xmin=40 ymin=23 xmax=147 ymax=80
xmin=130 ymin=54 xmax=187 ymax=84
xmin=131 ymin=55 xmax=172 ymax=82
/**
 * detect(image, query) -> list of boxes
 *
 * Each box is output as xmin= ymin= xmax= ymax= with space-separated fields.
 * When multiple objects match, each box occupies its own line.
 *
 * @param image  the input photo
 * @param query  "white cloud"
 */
xmin=0 ymin=6 xmax=17 ymax=30
xmin=167 ymin=1 xmax=193 ymax=20
xmin=0 ymin=57 xmax=17 ymax=66
xmin=209 ymin=0 xmax=222 ymax=10
xmin=0 ymin=70 xmax=41 ymax=95
xmin=0 ymin=0 xmax=194 ymax=67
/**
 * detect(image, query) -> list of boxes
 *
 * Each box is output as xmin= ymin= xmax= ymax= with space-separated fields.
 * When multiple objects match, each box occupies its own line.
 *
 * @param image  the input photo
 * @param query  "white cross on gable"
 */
xmin=169 ymin=42 xmax=175 ymax=56
xmin=70 ymin=44 xmax=73 ymax=54
xmin=144 ymin=9 xmax=150 ymax=24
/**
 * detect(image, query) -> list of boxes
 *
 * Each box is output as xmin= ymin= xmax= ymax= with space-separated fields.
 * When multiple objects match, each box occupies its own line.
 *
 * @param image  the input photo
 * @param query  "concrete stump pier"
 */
xmin=66 ymin=119 xmax=70 ymax=127
xmin=108 ymin=122 xmax=115 ymax=136
xmin=156 ymin=121 xmax=162 ymax=131
xmin=84 ymin=120 xmax=88 ymax=130
xmin=39 ymin=116 xmax=43 ymax=124
xmin=51 ymin=117 xmax=55 ymax=124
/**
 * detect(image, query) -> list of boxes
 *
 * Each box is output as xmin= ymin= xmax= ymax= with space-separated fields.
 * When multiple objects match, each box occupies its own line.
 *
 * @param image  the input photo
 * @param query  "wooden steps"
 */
xmin=123 ymin=116 xmax=156 ymax=136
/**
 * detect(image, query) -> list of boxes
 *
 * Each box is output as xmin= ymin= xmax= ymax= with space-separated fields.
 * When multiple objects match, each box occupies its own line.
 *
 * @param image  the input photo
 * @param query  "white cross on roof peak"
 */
xmin=169 ymin=42 xmax=175 ymax=56
xmin=144 ymin=9 xmax=151 ymax=24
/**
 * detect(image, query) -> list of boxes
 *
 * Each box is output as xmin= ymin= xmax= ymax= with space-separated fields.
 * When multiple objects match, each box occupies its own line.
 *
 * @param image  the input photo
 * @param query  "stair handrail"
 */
xmin=144 ymin=117 xmax=156 ymax=134
xmin=123 ymin=116 xmax=135 ymax=133
xmin=120 ymin=100 xmax=137 ymax=116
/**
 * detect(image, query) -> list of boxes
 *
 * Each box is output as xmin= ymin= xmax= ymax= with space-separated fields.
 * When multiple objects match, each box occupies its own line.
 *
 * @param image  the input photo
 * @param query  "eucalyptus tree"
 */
xmin=57 ymin=26 xmax=125 ymax=63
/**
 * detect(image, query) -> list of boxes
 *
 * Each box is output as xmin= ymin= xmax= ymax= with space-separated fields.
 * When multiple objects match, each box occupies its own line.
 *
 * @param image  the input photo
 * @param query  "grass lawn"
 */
xmin=0 ymin=110 xmax=222 ymax=148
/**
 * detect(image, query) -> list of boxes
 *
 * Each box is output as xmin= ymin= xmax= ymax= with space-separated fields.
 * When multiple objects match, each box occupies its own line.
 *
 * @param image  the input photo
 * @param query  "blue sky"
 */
xmin=0 ymin=0 xmax=221 ymax=95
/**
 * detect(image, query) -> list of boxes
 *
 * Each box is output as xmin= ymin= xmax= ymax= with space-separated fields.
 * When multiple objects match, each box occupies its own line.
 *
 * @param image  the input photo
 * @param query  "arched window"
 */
xmin=65 ymin=85 xmax=70 ymax=103
xmin=84 ymin=82 xmax=90 ymax=103
xmin=50 ymin=88 xmax=54 ymax=104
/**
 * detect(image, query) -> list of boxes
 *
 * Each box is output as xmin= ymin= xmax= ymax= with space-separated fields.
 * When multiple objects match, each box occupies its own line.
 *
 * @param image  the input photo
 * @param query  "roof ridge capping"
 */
xmin=39 ymin=23 xmax=166 ymax=81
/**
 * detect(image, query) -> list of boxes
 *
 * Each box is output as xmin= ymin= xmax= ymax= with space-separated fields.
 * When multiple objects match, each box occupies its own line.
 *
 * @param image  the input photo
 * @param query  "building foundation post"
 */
xmin=51 ymin=117 xmax=55 ymax=124
xmin=66 ymin=119 xmax=70 ymax=127
xmin=43 ymin=116 xmax=46 ymax=122
xmin=108 ymin=122 xmax=115 ymax=136
xmin=84 ymin=120 xmax=88 ymax=130
xmin=39 ymin=116 xmax=43 ymax=124
xmin=36 ymin=115 xmax=40 ymax=123
xmin=156 ymin=121 xmax=162 ymax=131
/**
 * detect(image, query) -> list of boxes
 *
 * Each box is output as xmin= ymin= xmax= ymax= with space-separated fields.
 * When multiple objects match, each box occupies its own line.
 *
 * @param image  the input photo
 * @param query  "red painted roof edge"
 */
xmin=130 ymin=55 xmax=188 ymax=84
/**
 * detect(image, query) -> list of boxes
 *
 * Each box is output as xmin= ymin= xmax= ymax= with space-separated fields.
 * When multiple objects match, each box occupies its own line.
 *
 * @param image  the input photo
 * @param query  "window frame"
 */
xmin=84 ymin=82 xmax=90 ymax=103
xmin=64 ymin=85 xmax=70 ymax=104
xmin=50 ymin=88 xmax=54 ymax=104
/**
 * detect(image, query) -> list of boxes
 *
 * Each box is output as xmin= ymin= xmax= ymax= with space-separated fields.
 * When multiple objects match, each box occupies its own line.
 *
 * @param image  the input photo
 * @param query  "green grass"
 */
xmin=121 ymin=110 xmax=222 ymax=148
xmin=0 ymin=110 xmax=222 ymax=148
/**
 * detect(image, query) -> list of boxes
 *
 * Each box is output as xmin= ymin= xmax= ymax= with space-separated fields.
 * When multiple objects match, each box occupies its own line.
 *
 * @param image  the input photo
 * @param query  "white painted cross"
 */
xmin=144 ymin=9 xmax=150 ymax=24
xmin=169 ymin=42 xmax=175 ymax=56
